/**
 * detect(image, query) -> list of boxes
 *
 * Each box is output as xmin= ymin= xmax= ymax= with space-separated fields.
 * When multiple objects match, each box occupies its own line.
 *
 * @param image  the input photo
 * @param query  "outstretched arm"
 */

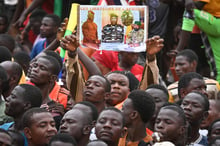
xmin=139 ymin=36 xmax=164 ymax=90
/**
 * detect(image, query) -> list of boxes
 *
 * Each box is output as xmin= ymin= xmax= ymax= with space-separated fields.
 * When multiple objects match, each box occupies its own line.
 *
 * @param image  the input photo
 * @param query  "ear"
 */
xmin=178 ymin=125 xmax=186 ymax=135
xmin=202 ymin=111 xmax=209 ymax=121
xmin=191 ymin=61 xmax=197 ymax=70
xmin=23 ymin=127 xmax=32 ymax=139
xmin=120 ymin=127 xmax=127 ymax=138
xmin=24 ymin=102 xmax=32 ymax=111
xmin=82 ymin=124 xmax=92 ymax=135
xmin=130 ymin=111 xmax=138 ymax=120
xmin=104 ymin=92 xmax=111 ymax=100
xmin=50 ymin=74 xmax=57 ymax=83
xmin=180 ymin=88 xmax=187 ymax=98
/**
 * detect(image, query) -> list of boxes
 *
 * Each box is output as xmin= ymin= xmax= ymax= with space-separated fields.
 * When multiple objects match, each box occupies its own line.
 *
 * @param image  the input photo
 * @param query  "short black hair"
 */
xmin=49 ymin=133 xmax=77 ymax=146
xmin=146 ymin=84 xmax=169 ymax=101
xmin=44 ymin=14 xmax=61 ymax=27
xmin=30 ymin=9 xmax=47 ymax=20
xmin=188 ymin=91 xmax=209 ymax=112
xmin=208 ymin=118 xmax=220 ymax=137
xmin=76 ymin=101 xmax=99 ymax=121
xmin=209 ymin=136 xmax=220 ymax=145
xmin=44 ymin=50 xmax=63 ymax=69
xmin=0 ymin=46 xmax=12 ymax=63
xmin=22 ymin=107 xmax=50 ymax=128
xmin=39 ymin=55 xmax=61 ymax=76
xmin=128 ymin=90 xmax=155 ymax=123
xmin=176 ymin=49 xmax=198 ymax=63
xmin=89 ymin=75 xmax=111 ymax=92
xmin=0 ymin=14 xmax=8 ymax=25
xmin=13 ymin=51 xmax=31 ymax=68
xmin=0 ymin=66 xmax=9 ymax=92
xmin=19 ymin=84 xmax=42 ymax=108
xmin=101 ymin=107 xmax=125 ymax=127
xmin=0 ymin=34 xmax=15 ymax=52
xmin=178 ymin=72 xmax=203 ymax=98
xmin=161 ymin=103 xmax=187 ymax=126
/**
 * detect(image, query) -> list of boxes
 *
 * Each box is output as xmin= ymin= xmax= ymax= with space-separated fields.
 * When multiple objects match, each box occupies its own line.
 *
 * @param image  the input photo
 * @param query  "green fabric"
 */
xmin=54 ymin=0 xmax=62 ymax=17
xmin=182 ymin=17 xmax=195 ymax=31
xmin=193 ymin=9 xmax=220 ymax=83
xmin=90 ymin=0 xmax=99 ymax=5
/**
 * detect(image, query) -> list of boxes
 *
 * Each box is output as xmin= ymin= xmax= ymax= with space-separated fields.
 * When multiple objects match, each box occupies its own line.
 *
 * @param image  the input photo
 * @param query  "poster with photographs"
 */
xmin=79 ymin=5 xmax=148 ymax=52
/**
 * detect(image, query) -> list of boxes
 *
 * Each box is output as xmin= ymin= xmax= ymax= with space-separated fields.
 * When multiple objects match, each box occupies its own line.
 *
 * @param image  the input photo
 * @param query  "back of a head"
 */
xmin=13 ymin=51 xmax=31 ymax=73
xmin=87 ymin=140 xmax=108 ymax=146
xmin=49 ymin=133 xmax=77 ymax=146
xmin=0 ymin=46 xmax=12 ymax=63
xmin=0 ymin=66 xmax=9 ymax=93
xmin=178 ymin=72 xmax=203 ymax=98
xmin=19 ymin=84 xmax=42 ymax=108
xmin=22 ymin=107 xmax=49 ymax=128
xmin=146 ymin=84 xmax=169 ymax=101
xmin=128 ymin=90 xmax=155 ymax=123
xmin=0 ymin=34 xmax=15 ymax=53
xmin=30 ymin=9 xmax=47 ymax=20
xmin=8 ymin=130 xmax=25 ymax=146
xmin=176 ymin=49 xmax=198 ymax=64
xmin=44 ymin=14 xmax=61 ymax=27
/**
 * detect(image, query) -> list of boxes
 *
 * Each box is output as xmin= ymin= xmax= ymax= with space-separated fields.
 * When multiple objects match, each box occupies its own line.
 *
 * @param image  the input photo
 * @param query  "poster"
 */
xmin=79 ymin=5 xmax=148 ymax=52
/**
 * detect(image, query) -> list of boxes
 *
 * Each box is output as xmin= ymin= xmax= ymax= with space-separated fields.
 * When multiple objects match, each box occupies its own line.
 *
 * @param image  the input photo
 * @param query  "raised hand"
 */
xmin=146 ymin=35 xmax=164 ymax=55
xmin=60 ymin=34 xmax=79 ymax=52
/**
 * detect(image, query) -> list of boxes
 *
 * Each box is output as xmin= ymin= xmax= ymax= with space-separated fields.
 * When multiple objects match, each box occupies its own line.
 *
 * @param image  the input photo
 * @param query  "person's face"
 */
xmin=209 ymin=121 xmax=220 ymax=142
xmin=40 ymin=17 xmax=57 ymax=38
xmin=0 ymin=17 xmax=7 ymax=34
xmin=201 ymin=100 xmax=220 ymax=129
xmin=154 ymin=108 xmax=185 ymax=143
xmin=180 ymin=78 xmax=207 ymax=98
xmin=29 ymin=18 xmax=42 ymax=35
xmin=29 ymin=57 xmax=54 ymax=85
xmin=95 ymin=110 xmax=124 ymax=145
xmin=0 ymin=132 xmax=12 ymax=146
xmin=120 ymin=52 xmax=139 ymax=67
xmin=110 ymin=16 xmax=118 ymax=25
xmin=5 ymin=86 xmax=26 ymax=117
xmin=121 ymin=98 xmax=134 ymax=127
xmin=175 ymin=56 xmax=196 ymax=78
xmin=26 ymin=112 xmax=57 ymax=145
xmin=181 ymin=93 xmax=207 ymax=124
xmin=146 ymin=88 xmax=168 ymax=118
xmin=88 ymin=13 xmax=94 ymax=21
xmin=83 ymin=75 xmax=107 ymax=104
xmin=59 ymin=109 xmax=88 ymax=141
xmin=50 ymin=141 xmax=74 ymax=146
xmin=106 ymin=73 xmax=130 ymax=106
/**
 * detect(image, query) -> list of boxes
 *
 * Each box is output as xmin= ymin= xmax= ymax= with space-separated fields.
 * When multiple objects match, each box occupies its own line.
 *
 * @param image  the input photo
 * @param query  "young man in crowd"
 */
xmin=49 ymin=133 xmax=77 ymax=146
xmin=208 ymin=119 xmax=220 ymax=144
xmin=181 ymin=91 xmax=209 ymax=145
xmin=23 ymin=108 xmax=57 ymax=146
xmin=119 ymin=90 xmax=155 ymax=145
xmin=95 ymin=107 xmax=126 ymax=146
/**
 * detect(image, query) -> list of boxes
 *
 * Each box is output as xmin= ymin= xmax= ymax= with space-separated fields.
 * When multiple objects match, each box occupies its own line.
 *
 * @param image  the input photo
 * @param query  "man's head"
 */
xmin=83 ymin=75 xmax=110 ymax=105
xmin=95 ymin=107 xmax=126 ymax=146
xmin=40 ymin=14 xmax=60 ymax=38
xmin=201 ymin=99 xmax=220 ymax=129
xmin=154 ymin=104 xmax=187 ymax=145
xmin=5 ymin=84 xmax=42 ymax=118
xmin=146 ymin=84 xmax=169 ymax=119
xmin=105 ymin=71 xmax=130 ymax=106
xmin=0 ymin=61 xmax=22 ymax=90
xmin=110 ymin=13 xmax=118 ymax=25
xmin=8 ymin=130 xmax=25 ymax=146
xmin=0 ymin=66 xmax=9 ymax=94
xmin=23 ymin=108 xmax=57 ymax=146
xmin=49 ymin=133 xmax=77 ymax=146
xmin=0 ymin=34 xmax=15 ymax=53
xmin=175 ymin=49 xmax=198 ymax=78
xmin=30 ymin=56 xmax=61 ymax=86
xmin=0 ymin=46 xmax=11 ymax=63
xmin=121 ymin=90 xmax=155 ymax=126
xmin=133 ymin=21 xmax=141 ymax=31
xmin=87 ymin=10 xmax=95 ymax=21
xmin=13 ymin=51 xmax=31 ymax=75
xmin=29 ymin=9 xmax=47 ymax=35
xmin=208 ymin=119 xmax=220 ymax=143
xmin=178 ymin=72 xmax=207 ymax=98
xmin=119 ymin=52 xmax=139 ymax=68
xmin=73 ymin=101 xmax=99 ymax=124
xmin=181 ymin=91 xmax=209 ymax=125
xmin=59 ymin=108 xmax=92 ymax=142
xmin=0 ymin=129 xmax=13 ymax=146
xmin=87 ymin=140 xmax=108 ymax=146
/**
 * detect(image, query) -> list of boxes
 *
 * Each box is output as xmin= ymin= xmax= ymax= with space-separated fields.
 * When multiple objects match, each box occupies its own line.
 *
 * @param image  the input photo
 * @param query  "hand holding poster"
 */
xmin=79 ymin=5 xmax=148 ymax=52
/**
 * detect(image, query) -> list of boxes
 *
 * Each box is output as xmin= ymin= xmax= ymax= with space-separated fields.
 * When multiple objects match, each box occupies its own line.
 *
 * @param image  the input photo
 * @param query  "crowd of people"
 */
xmin=0 ymin=0 xmax=220 ymax=146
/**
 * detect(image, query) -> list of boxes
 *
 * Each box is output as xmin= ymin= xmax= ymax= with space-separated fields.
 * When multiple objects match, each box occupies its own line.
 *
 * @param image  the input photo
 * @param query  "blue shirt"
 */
xmin=30 ymin=39 xmax=48 ymax=59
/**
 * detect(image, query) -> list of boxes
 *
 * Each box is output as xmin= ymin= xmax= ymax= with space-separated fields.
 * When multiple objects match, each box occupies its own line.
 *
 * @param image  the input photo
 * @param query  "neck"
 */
xmin=35 ymin=84 xmax=51 ymax=104
xmin=77 ymin=136 xmax=90 ymax=146
xmin=188 ymin=123 xmax=200 ymax=143
xmin=13 ymin=116 xmax=23 ymax=131
xmin=127 ymin=121 xmax=147 ymax=141
xmin=94 ymin=102 xmax=105 ymax=114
